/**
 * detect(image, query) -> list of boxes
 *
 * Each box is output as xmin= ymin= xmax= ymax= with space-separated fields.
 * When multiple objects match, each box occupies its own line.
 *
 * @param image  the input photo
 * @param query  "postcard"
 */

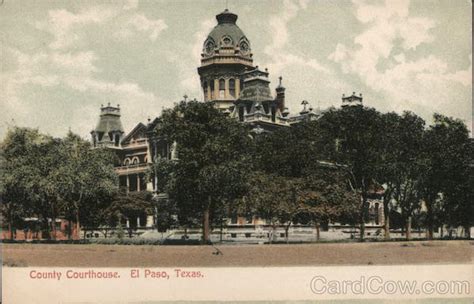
xmin=1 ymin=0 xmax=472 ymax=303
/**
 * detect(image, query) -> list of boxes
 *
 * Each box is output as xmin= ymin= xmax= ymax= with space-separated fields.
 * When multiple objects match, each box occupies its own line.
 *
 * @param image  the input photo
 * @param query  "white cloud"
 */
xmin=172 ymin=18 xmax=214 ymax=97
xmin=328 ymin=0 xmax=471 ymax=120
xmin=117 ymin=13 xmax=168 ymax=41
xmin=37 ymin=6 xmax=119 ymax=50
xmin=264 ymin=0 xmax=329 ymax=76
xmin=123 ymin=0 xmax=139 ymax=10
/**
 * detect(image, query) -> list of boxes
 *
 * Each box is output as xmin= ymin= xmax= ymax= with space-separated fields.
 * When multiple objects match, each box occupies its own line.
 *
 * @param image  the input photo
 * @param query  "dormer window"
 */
xmin=221 ymin=36 xmax=233 ymax=46
xmin=204 ymin=39 xmax=215 ymax=55
xmin=239 ymin=40 xmax=249 ymax=54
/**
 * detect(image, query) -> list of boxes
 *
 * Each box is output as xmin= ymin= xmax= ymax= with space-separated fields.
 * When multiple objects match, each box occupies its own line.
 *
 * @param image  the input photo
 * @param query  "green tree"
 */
xmin=315 ymin=106 xmax=384 ymax=241
xmin=419 ymin=114 xmax=472 ymax=239
xmin=378 ymin=111 xmax=425 ymax=240
xmin=150 ymin=100 xmax=253 ymax=243
xmin=107 ymin=191 xmax=154 ymax=238
xmin=53 ymin=132 xmax=118 ymax=239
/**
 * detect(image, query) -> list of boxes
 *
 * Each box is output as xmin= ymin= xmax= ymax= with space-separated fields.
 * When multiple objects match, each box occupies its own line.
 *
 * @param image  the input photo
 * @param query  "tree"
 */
xmin=154 ymin=195 xmax=177 ymax=239
xmin=0 ymin=127 xmax=64 ymax=240
xmin=315 ymin=106 xmax=384 ymax=241
xmin=150 ymin=101 xmax=253 ymax=243
xmin=53 ymin=132 xmax=118 ymax=239
xmin=107 ymin=191 xmax=154 ymax=238
xmin=378 ymin=111 xmax=425 ymax=240
xmin=419 ymin=114 xmax=472 ymax=239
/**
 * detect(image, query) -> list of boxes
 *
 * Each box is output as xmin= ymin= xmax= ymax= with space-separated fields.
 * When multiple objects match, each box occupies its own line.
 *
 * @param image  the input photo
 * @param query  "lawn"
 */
xmin=2 ymin=240 xmax=472 ymax=267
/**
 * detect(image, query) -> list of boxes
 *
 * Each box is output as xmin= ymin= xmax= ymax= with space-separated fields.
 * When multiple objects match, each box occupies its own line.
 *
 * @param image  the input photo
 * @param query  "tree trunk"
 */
xmin=427 ymin=226 xmax=434 ymax=240
xmin=384 ymin=206 xmax=390 ymax=240
xmin=8 ymin=218 xmax=13 ymax=241
xmin=269 ymin=224 xmax=276 ymax=244
xmin=75 ymin=207 xmax=81 ymax=240
xmin=67 ymin=220 xmax=72 ymax=240
xmin=51 ymin=214 xmax=57 ymax=241
xmin=406 ymin=216 xmax=412 ymax=241
xmin=219 ymin=220 xmax=223 ymax=243
xmin=426 ymin=201 xmax=434 ymax=240
xmin=315 ymin=222 xmax=320 ymax=242
xmin=202 ymin=201 xmax=210 ymax=244
xmin=464 ymin=225 xmax=471 ymax=239
xmin=360 ymin=194 xmax=367 ymax=242
xmin=285 ymin=224 xmax=290 ymax=244
xmin=45 ymin=218 xmax=51 ymax=240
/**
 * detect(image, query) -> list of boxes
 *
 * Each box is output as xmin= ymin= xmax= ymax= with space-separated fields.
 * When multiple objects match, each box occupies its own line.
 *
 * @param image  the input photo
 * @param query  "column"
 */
xmin=235 ymin=78 xmax=240 ymax=98
xmin=214 ymin=79 xmax=219 ymax=99
xmin=207 ymin=82 xmax=212 ymax=100
xmin=225 ymin=78 xmax=230 ymax=100
xmin=137 ymin=217 xmax=141 ymax=228
xmin=126 ymin=175 xmax=130 ymax=194
xmin=171 ymin=141 xmax=177 ymax=160
xmin=137 ymin=174 xmax=141 ymax=192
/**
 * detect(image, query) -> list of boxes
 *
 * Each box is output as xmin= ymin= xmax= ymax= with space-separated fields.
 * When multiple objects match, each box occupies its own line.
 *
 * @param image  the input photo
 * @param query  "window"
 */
xmin=219 ymin=79 xmax=225 ymax=99
xmin=210 ymin=80 xmax=214 ymax=98
xmin=222 ymin=36 xmax=233 ymax=46
xmin=229 ymin=78 xmax=235 ymax=98
xmin=240 ymin=41 xmax=249 ymax=54
xmin=114 ymin=134 xmax=120 ymax=146
xmin=204 ymin=40 xmax=215 ymax=55
xmin=203 ymin=81 xmax=208 ymax=98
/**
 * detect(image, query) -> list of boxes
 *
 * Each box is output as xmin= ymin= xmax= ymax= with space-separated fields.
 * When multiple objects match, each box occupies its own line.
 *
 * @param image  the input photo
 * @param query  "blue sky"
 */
xmin=0 ymin=0 xmax=471 ymax=139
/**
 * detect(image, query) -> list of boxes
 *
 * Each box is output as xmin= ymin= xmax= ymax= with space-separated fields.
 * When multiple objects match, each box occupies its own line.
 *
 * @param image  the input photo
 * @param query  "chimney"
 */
xmin=275 ymin=76 xmax=285 ymax=112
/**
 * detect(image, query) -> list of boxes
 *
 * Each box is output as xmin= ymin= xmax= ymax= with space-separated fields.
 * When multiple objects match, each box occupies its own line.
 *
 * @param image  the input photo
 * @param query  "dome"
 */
xmin=203 ymin=9 xmax=251 ymax=56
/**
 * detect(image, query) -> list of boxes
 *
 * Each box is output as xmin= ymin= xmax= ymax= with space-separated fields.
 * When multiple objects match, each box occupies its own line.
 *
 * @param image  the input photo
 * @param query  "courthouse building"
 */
xmin=90 ymin=9 xmax=383 ymax=232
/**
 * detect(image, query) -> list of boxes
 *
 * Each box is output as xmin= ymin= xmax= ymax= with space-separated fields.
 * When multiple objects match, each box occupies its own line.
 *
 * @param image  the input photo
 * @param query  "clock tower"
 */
xmin=197 ymin=9 xmax=254 ymax=110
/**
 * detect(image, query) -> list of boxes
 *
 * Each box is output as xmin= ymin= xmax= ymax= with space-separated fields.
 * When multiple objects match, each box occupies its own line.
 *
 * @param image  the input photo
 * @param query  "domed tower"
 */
xmin=91 ymin=103 xmax=125 ymax=148
xmin=197 ymin=9 xmax=254 ymax=110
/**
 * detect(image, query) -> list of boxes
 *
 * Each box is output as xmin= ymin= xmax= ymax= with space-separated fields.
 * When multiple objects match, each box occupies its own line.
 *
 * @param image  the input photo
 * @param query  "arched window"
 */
xmin=210 ymin=80 xmax=215 ymax=98
xmin=229 ymin=78 xmax=235 ymax=98
xmin=124 ymin=158 xmax=131 ymax=166
xmin=203 ymin=81 xmax=208 ymax=99
xmin=219 ymin=78 xmax=225 ymax=99
xmin=132 ymin=157 xmax=139 ymax=165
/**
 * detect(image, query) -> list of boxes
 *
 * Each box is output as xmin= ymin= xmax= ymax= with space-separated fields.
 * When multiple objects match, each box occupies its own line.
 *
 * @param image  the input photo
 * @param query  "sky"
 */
xmin=0 ymin=0 xmax=472 ymax=140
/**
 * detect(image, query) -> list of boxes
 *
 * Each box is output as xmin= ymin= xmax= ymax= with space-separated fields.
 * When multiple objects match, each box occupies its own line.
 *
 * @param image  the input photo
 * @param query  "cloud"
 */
xmin=171 ymin=18 xmax=214 ymax=97
xmin=36 ymin=6 xmax=119 ymax=50
xmin=123 ymin=0 xmax=139 ymax=10
xmin=115 ymin=13 xmax=168 ymax=41
xmin=0 ymin=44 xmax=159 ymax=138
xmin=328 ymin=0 xmax=471 ymax=122
xmin=263 ymin=0 xmax=329 ymax=76
xmin=37 ymin=4 xmax=167 ymax=50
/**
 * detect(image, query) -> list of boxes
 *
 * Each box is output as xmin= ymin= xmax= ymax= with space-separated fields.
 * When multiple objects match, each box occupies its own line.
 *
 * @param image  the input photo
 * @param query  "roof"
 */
xmin=206 ymin=10 xmax=249 ymax=50
xmin=94 ymin=113 xmax=124 ymax=134
xmin=121 ymin=122 xmax=147 ymax=145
